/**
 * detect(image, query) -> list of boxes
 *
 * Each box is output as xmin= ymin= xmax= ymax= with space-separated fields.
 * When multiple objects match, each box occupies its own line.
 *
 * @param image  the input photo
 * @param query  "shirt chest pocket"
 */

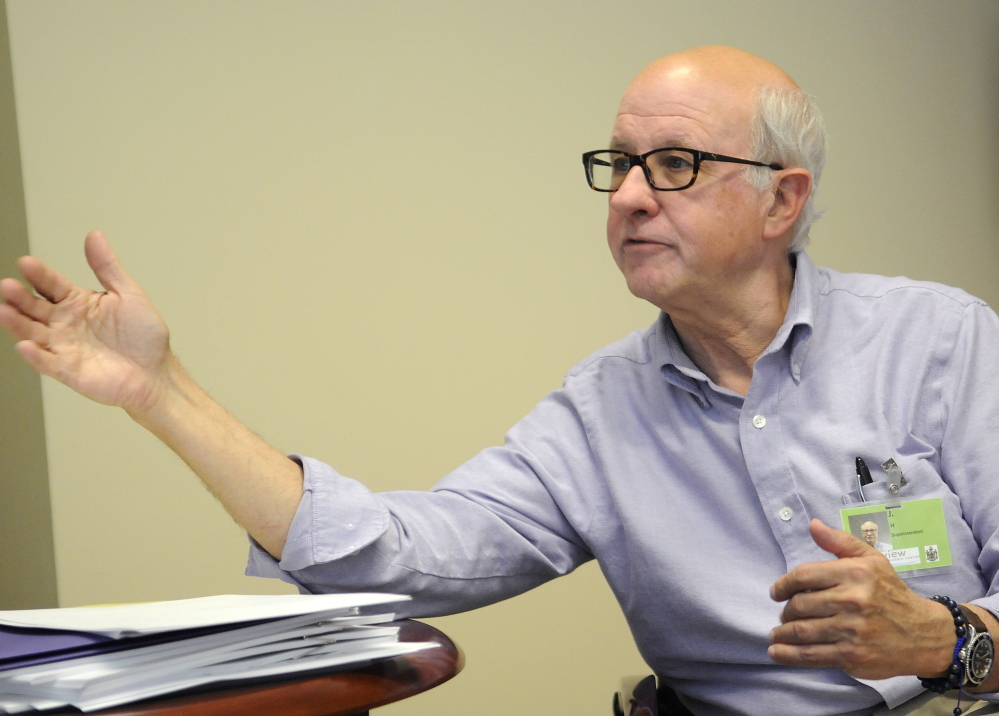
xmin=841 ymin=458 xmax=981 ymax=586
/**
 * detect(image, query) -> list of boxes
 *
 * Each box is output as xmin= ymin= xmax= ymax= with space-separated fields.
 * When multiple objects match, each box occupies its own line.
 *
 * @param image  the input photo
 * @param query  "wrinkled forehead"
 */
xmin=610 ymin=69 xmax=757 ymax=152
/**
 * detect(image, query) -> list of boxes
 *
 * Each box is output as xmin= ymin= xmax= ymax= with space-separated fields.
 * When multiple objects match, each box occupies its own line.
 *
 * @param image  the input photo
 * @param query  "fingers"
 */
xmin=769 ymin=611 xmax=884 ymax=675
xmin=768 ymin=641 xmax=825 ymax=667
xmin=1 ymin=230 xmax=134 ymax=326
xmin=770 ymin=596 xmax=957 ymax=678
xmin=772 ymin=557 xmax=891 ymax=604
xmin=0 ymin=277 xmax=54 ymax=347
xmin=0 ymin=290 xmax=58 ymax=379
xmin=84 ymin=230 xmax=140 ymax=294
xmin=768 ymin=628 xmax=890 ymax=679
xmin=16 ymin=255 xmax=76 ymax=305
xmin=770 ymin=614 xmax=845 ymax=647
xmin=770 ymin=560 xmax=841 ymax=602
xmin=0 ymin=232 xmax=118 ymax=349
xmin=0 ymin=276 xmax=55 ymax=324
xmin=778 ymin=588 xmax=843 ymax=623
xmin=771 ymin=521 xmax=888 ymax=602
xmin=13 ymin=339 xmax=62 ymax=380
xmin=808 ymin=518 xmax=877 ymax=560
xmin=0 ymin=303 xmax=51 ymax=347
xmin=768 ymin=640 xmax=860 ymax=669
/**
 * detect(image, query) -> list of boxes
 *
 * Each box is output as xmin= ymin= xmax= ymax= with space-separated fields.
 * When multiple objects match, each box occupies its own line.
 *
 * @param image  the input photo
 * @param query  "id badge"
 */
xmin=840 ymin=498 xmax=952 ymax=573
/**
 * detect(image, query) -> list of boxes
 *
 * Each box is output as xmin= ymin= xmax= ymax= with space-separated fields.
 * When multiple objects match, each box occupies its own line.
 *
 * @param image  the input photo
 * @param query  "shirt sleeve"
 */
xmin=937 ymin=302 xmax=999 ymax=622
xmin=246 ymin=388 xmax=597 ymax=618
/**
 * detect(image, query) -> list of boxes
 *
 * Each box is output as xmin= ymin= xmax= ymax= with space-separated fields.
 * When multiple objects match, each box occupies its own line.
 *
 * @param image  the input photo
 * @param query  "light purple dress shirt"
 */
xmin=248 ymin=253 xmax=999 ymax=716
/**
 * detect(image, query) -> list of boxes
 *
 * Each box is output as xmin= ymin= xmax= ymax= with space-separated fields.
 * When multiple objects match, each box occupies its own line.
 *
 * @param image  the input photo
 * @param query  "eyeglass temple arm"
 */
xmin=701 ymin=152 xmax=783 ymax=170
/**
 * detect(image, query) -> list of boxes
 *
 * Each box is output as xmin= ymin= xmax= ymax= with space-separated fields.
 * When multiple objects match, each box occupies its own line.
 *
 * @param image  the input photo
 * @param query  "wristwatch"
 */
xmin=958 ymin=606 xmax=995 ymax=687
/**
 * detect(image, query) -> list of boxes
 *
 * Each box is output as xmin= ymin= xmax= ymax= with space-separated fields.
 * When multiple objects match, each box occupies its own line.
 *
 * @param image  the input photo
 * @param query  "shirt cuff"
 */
xmin=245 ymin=454 xmax=390 ymax=575
xmin=855 ymin=676 xmax=924 ymax=709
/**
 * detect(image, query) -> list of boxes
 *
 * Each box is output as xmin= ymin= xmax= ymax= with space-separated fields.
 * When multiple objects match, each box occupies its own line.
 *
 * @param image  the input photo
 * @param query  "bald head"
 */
xmin=860 ymin=521 xmax=880 ymax=547
xmin=634 ymin=46 xmax=798 ymax=99
xmin=617 ymin=46 xmax=799 ymax=144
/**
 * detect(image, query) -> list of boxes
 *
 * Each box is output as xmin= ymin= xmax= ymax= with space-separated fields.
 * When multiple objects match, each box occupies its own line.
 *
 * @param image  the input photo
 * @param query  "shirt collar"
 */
xmin=649 ymin=252 xmax=819 ymax=403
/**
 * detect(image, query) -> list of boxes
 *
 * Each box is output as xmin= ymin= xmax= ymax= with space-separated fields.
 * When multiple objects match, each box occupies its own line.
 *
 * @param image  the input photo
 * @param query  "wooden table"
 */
xmin=54 ymin=620 xmax=463 ymax=716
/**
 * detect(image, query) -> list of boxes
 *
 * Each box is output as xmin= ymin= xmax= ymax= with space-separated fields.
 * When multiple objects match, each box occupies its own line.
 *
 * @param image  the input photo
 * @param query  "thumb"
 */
xmin=809 ymin=518 xmax=878 ymax=559
xmin=84 ymin=230 xmax=140 ymax=294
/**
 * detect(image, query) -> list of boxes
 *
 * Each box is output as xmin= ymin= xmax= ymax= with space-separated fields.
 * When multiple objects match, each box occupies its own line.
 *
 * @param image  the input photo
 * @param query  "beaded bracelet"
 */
xmin=918 ymin=595 xmax=967 ymax=715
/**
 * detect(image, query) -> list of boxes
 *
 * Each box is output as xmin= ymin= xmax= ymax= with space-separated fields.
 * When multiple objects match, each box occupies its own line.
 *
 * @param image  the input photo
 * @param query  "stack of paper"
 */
xmin=0 ymin=594 xmax=436 ymax=713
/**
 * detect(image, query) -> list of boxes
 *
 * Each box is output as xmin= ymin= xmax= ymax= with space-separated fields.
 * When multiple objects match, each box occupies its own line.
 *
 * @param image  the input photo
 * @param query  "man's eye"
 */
xmin=664 ymin=155 xmax=692 ymax=171
xmin=611 ymin=157 xmax=631 ymax=173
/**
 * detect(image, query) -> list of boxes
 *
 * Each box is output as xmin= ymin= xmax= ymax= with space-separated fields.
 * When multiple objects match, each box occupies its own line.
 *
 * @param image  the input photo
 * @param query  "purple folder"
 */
xmin=0 ymin=621 xmax=264 ymax=672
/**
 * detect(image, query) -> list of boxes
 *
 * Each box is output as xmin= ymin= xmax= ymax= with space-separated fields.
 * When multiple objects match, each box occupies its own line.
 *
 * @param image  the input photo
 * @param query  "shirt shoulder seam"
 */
xmin=819 ymin=282 xmax=987 ymax=309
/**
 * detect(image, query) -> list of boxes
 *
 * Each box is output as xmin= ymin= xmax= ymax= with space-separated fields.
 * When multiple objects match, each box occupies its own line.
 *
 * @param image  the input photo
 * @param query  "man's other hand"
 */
xmin=768 ymin=519 xmax=954 ymax=679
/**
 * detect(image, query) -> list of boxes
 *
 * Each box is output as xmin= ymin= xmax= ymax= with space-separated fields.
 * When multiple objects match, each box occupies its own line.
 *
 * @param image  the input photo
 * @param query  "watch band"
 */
xmin=958 ymin=605 xmax=988 ymax=635
xmin=958 ymin=606 xmax=995 ymax=687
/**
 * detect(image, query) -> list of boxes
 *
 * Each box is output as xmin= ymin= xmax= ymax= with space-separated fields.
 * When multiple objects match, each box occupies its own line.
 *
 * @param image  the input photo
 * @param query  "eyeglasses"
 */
xmin=860 ymin=529 xmax=879 ymax=534
xmin=581 ymin=147 xmax=783 ymax=192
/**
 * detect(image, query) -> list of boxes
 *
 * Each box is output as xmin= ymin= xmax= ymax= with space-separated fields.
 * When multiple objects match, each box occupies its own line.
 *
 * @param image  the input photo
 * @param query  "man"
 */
xmin=860 ymin=521 xmax=893 ymax=554
xmin=2 ymin=46 xmax=998 ymax=715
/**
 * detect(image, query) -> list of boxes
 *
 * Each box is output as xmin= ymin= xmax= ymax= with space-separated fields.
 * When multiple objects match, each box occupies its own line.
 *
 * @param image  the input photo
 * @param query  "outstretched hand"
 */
xmin=0 ymin=231 xmax=172 ymax=415
xmin=768 ymin=519 xmax=954 ymax=680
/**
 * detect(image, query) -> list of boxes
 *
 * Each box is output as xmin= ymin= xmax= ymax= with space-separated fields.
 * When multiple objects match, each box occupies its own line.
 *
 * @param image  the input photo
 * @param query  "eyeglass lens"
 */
xmin=588 ymin=149 xmax=696 ymax=191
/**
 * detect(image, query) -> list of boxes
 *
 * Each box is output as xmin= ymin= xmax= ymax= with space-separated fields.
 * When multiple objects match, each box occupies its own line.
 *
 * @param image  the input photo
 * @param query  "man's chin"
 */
xmin=625 ymin=281 xmax=669 ymax=310
xmin=623 ymin=270 xmax=679 ymax=312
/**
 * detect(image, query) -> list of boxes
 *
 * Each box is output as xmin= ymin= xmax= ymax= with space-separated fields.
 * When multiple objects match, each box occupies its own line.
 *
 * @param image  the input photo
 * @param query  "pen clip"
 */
xmin=856 ymin=456 xmax=873 ymax=503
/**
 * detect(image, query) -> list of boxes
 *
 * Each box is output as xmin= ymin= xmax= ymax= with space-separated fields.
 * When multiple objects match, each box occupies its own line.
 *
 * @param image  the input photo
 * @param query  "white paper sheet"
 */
xmin=0 ymin=594 xmax=407 ymax=638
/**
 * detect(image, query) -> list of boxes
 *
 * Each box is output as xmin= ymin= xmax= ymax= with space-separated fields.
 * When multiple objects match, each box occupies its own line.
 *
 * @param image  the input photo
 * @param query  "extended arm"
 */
xmin=0 ymin=231 xmax=302 ymax=558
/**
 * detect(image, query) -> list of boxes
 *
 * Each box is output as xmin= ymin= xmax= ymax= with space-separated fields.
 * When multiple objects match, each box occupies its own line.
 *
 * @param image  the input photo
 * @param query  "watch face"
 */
xmin=969 ymin=635 xmax=995 ymax=684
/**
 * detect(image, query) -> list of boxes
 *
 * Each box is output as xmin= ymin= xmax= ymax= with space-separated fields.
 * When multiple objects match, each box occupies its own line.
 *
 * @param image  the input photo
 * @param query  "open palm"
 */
xmin=0 ymin=231 xmax=171 ymax=413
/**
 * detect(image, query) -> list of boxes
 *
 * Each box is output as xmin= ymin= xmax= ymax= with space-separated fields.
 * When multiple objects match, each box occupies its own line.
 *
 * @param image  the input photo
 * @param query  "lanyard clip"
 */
xmin=881 ymin=457 xmax=906 ymax=494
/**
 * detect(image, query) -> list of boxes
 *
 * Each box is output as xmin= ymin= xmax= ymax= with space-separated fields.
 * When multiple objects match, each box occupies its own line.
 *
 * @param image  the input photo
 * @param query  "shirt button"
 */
xmin=778 ymin=507 xmax=793 ymax=521
xmin=346 ymin=523 xmax=355 ymax=530
xmin=752 ymin=415 xmax=767 ymax=429
xmin=791 ymin=364 xmax=801 ymax=378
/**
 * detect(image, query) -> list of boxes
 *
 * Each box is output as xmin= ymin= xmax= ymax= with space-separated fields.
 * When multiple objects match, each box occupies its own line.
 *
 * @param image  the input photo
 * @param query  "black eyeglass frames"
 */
xmin=582 ymin=147 xmax=783 ymax=192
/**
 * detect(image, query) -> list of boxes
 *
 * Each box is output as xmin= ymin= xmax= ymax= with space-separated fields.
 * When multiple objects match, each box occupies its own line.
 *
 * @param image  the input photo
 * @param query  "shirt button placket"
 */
xmin=742 ymin=359 xmax=810 ymax=566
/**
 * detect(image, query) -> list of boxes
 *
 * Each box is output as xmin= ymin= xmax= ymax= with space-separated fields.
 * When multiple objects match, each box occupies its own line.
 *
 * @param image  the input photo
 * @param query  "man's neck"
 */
xmin=669 ymin=256 xmax=795 ymax=397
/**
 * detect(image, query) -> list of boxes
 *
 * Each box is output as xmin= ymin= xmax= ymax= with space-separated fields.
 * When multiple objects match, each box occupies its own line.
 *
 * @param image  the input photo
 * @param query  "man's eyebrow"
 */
xmin=608 ymin=135 xmax=701 ymax=152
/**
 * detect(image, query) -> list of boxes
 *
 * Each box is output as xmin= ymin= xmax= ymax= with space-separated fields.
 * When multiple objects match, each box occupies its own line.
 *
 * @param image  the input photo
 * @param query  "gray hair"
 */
xmin=744 ymin=86 xmax=827 ymax=253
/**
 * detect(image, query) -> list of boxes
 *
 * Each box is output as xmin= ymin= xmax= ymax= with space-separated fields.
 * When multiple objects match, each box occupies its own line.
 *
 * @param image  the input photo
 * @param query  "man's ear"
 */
xmin=763 ymin=168 xmax=812 ymax=242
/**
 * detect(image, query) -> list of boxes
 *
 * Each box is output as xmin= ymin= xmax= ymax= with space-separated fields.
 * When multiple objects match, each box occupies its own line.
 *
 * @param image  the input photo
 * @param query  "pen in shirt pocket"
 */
xmin=856 ymin=456 xmax=874 ymax=502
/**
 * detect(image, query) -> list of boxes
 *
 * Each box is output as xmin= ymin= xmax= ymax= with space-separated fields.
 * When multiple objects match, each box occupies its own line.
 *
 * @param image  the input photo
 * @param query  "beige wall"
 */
xmin=3 ymin=1 xmax=997 ymax=714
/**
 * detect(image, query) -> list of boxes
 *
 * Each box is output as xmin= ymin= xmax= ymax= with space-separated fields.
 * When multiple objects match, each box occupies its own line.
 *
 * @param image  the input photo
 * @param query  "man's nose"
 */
xmin=609 ymin=165 xmax=660 ymax=216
